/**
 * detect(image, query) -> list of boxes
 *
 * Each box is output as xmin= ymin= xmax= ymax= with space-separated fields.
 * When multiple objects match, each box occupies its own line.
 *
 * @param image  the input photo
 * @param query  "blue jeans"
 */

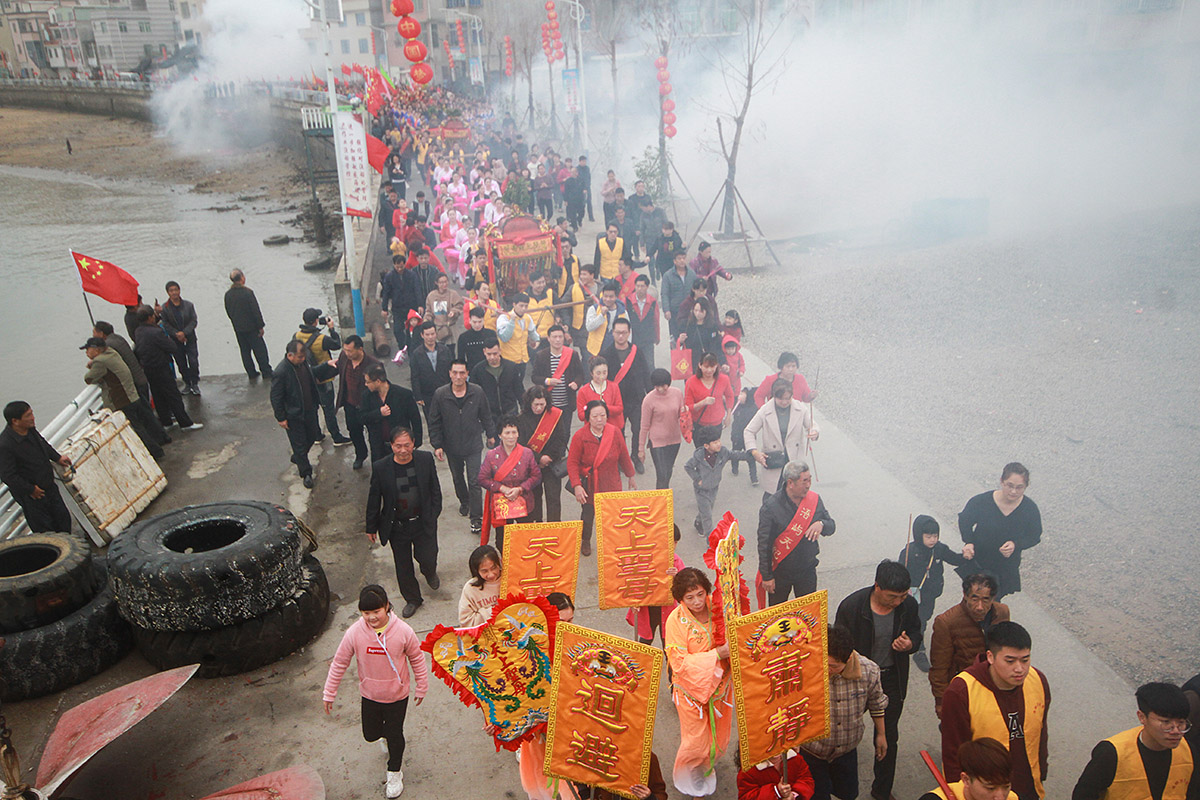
xmin=800 ymin=747 xmax=858 ymax=800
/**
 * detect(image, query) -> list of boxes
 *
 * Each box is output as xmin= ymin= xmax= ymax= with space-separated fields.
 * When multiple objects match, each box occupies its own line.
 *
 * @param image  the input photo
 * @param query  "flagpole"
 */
xmin=82 ymin=291 xmax=95 ymax=326
xmin=70 ymin=250 xmax=96 ymax=325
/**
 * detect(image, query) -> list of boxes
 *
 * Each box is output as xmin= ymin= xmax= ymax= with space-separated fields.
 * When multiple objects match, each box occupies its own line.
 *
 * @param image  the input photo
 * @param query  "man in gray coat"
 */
xmin=82 ymin=337 xmax=165 ymax=458
xmin=159 ymin=280 xmax=201 ymax=394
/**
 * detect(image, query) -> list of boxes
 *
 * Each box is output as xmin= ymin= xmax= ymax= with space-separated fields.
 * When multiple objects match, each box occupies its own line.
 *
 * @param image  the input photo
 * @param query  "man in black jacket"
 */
xmin=757 ymin=461 xmax=834 ymax=605
xmin=429 ymin=359 xmax=494 ymax=537
xmin=134 ymin=307 xmax=199 ymax=430
xmin=366 ymin=427 xmax=442 ymax=618
xmin=270 ymin=340 xmax=321 ymax=488
xmin=530 ymin=325 xmax=586 ymax=429
xmin=0 ymin=401 xmax=73 ymax=532
xmin=223 ymin=269 xmax=272 ymax=379
xmin=361 ymin=364 xmax=423 ymax=465
xmin=469 ymin=338 xmax=522 ymax=421
xmin=601 ymin=317 xmax=651 ymax=474
xmin=409 ymin=321 xmax=451 ymax=417
xmin=380 ymin=255 xmax=421 ymax=355
xmin=159 ymin=280 xmax=201 ymax=395
xmin=334 ymin=335 xmax=381 ymax=469
xmin=835 ymin=560 xmax=922 ymax=800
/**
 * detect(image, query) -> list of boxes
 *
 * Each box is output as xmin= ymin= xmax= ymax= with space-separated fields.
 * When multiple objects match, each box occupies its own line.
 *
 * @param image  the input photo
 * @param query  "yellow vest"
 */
xmin=557 ymin=254 xmax=580 ymax=297
xmin=528 ymin=293 xmax=556 ymax=339
xmin=959 ymin=669 xmax=1047 ymax=798
xmin=568 ymin=283 xmax=592 ymax=330
xmin=1102 ymin=726 xmax=1192 ymax=800
xmin=930 ymin=780 xmax=1016 ymax=800
xmin=293 ymin=329 xmax=336 ymax=384
xmin=500 ymin=313 xmax=534 ymax=364
xmin=586 ymin=307 xmax=628 ymax=357
xmin=597 ymin=237 xmax=623 ymax=280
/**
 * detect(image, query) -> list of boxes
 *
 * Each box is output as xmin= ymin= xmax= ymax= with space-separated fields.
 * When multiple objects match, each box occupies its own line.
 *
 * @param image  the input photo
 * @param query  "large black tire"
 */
xmin=132 ymin=555 xmax=329 ymax=678
xmin=0 ymin=562 xmax=132 ymax=702
xmin=107 ymin=501 xmax=303 ymax=632
xmin=0 ymin=532 xmax=96 ymax=634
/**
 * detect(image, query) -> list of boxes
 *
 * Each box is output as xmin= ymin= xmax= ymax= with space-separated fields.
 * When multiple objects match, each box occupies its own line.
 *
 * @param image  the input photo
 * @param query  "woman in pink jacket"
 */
xmin=324 ymin=585 xmax=429 ymax=799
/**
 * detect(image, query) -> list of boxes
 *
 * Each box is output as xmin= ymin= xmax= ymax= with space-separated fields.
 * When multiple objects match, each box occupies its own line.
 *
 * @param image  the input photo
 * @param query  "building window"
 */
xmin=99 ymin=21 xmax=107 ymax=32
xmin=355 ymin=12 xmax=365 ymax=25
xmin=139 ymin=21 xmax=151 ymax=32
xmin=340 ymin=39 xmax=350 ymax=53
xmin=181 ymin=1 xmax=190 ymax=18
xmin=358 ymin=37 xmax=368 ymax=52
xmin=184 ymin=29 xmax=193 ymax=40
xmin=118 ymin=21 xmax=128 ymax=32
xmin=169 ymin=0 xmax=176 ymax=10
xmin=194 ymin=32 xmax=201 ymax=44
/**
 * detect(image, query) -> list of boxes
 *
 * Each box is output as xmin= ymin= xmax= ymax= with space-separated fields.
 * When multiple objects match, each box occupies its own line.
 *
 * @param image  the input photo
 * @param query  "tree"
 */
xmin=480 ymin=0 xmax=544 ymax=127
xmin=639 ymin=0 xmax=685 ymax=201
xmin=588 ymin=0 xmax=634 ymax=149
xmin=709 ymin=0 xmax=805 ymax=236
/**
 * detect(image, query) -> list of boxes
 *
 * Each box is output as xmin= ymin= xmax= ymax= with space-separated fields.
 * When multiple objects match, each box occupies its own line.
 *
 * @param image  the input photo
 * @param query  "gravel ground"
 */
xmin=717 ymin=205 xmax=1200 ymax=687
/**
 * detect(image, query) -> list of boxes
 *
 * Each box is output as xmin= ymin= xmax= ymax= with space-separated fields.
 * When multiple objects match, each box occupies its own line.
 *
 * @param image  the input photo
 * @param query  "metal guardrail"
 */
xmin=0 ymin=76 xmax=331 ymax=106
xmin=0 ymin=385 xmax=105 ymax=543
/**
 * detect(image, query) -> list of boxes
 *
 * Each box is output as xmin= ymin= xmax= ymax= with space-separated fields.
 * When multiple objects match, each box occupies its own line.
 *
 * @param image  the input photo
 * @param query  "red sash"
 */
xmin=613 ymin=345 xmax=639 ymax=384
xmin=527 ymin=407 xmax=562 ymax=454
xmin=482 ymin=445 xmax=529 ymax=545
xmin=585 ymin=424 xmax=618 ymax=486
xmin=755 ymin=490 xmax=820 ymax=609
xmin=550 ymin=347 xmax=574 ymax=381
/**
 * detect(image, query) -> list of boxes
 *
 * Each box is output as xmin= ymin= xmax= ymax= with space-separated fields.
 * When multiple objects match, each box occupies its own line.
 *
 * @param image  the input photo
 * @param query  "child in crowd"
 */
xmin=458 ymin=545 xmax=503 ymax=626
xmin=729 ymin=387 xmax=758 ymax=486
xmin=323 ymin=585 xmax=428 ymax=800
xmin=897 ymin=514 xmax=968 ymax=672
xmin=546 ymin=591 xmax=575 ymax=623
xmin=626 ymin=524 xmax=683 ymax=647
xmin=684 ymin=429 xmax=747 ymax=536
xmin=721 ymin=335 xmax=745 ymax=396
xmin=722 ymin=309 xmax=744 ymax=342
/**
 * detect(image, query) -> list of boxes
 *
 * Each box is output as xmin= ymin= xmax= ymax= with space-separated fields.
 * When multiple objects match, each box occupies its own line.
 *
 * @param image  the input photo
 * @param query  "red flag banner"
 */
xmin=366 ymin=133 xmax=389 ymax=174
xmin=71 ymin=251 xmax=139 ymax=306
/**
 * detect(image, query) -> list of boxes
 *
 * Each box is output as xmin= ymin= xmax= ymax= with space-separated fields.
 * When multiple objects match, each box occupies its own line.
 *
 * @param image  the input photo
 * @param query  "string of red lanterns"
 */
xmin=391 ymin=0 xmax=430 ymax=84
xmin=657 ymin=55 xmax=676 ymax=138
xmin=504 ymin=35 xmax=513 ymax=77
xmin=543 ymin=1 xmax=564 ymax=64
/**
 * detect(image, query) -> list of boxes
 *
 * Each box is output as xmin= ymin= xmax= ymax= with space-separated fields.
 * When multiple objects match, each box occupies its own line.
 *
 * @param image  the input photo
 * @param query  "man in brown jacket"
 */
xmin=929 ymin=572 xmax=1010 ymax=718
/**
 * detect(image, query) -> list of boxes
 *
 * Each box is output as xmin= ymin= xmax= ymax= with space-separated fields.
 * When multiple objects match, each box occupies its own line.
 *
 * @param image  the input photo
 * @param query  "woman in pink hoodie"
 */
xmin=324 ymin=585 xmax=429 ymax=799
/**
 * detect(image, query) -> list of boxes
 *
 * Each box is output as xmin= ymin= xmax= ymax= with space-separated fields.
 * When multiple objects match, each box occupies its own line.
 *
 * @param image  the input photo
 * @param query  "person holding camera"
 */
xmin=293 ymin=308 xmax=350 ymax=447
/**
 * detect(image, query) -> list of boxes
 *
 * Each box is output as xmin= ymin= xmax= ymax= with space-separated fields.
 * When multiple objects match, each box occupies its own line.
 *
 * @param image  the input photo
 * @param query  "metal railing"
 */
xmin=0 ymin=76 xmax=152 ymax=92
xmin=0 ymin=385 xmax=105 ymax=544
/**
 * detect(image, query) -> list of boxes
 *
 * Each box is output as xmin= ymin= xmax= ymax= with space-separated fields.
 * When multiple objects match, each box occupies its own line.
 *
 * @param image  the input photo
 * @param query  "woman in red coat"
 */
xmin=736 ymin=749 xmax=815 ymax=800
xmin=575 ymin=355 xmax=624 ymax=429
xmin=567 ymin=399 xmax=636 ymax=556
xmin=684 ymin=353 xmax=735 ymax=449
xmin=477 ymin=416 xmax=541 ymax=551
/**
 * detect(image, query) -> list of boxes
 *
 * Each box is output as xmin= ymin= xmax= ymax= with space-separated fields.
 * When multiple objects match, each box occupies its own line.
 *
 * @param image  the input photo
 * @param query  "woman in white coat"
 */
xmin=744 ymin=377 xmax=819 ymax=497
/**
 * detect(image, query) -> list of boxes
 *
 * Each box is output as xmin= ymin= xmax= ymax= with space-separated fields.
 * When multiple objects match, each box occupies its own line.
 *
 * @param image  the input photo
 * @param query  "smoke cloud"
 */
xmin=152 ymin=0 xmax=312 ymax=155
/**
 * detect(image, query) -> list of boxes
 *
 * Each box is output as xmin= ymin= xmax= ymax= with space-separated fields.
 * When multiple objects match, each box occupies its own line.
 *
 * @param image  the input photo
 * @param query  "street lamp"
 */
xmin=553 ymin=0 xmax=588 ymax=154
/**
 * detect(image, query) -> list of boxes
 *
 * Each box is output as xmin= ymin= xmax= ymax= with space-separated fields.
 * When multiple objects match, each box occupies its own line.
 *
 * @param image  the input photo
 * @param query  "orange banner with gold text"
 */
xmin=544 ymin=623 xmax=663 ymax=799
xmin=593 ymin=489 xmax=675 ymax=609
xmin=500 ymin=521 xmax=582 ymax=600
xmin=729 ymin=590 xmax=830 ymax=766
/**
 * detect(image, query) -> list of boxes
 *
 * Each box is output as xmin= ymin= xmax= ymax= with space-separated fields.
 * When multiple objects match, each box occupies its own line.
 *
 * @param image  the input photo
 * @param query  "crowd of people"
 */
xmin=3 ymin=89 xmax=1196 ymax=800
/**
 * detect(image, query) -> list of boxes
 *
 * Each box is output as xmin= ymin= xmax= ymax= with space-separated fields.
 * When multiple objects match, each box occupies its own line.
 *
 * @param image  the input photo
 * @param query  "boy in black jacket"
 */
xmin=898 ymin=514 xmax=968 ymax=672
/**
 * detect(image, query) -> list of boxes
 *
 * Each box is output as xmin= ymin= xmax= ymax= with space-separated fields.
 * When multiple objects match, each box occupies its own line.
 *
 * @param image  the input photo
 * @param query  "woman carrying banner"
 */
xmin=457 ymin=545 xmax=503 ymax=627
xmin=478 ymin=417 xmax=541 ymax=551
xmin=566 ymin=400 xmax=636 ymax=556
xmin=665 ymin=567 xmax=733 ymax=799
xmin=517 ymin=386 xmax=570 ymax=523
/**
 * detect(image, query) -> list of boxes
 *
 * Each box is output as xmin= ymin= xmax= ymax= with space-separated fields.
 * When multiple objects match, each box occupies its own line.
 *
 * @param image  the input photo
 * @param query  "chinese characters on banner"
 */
xmin=728 ymin=591 xmax=830 ymax=766
xmin=593 ymin=490 xmax=675 ymax=609
xmin=713 ymin=513 xmax=746 ymax=633
xmin=562 ymin=68 xmax=580 ymax=113
xmin=420 ymin=595 xmax=558 ymax=752
xmin=500 ymin=521 xmax=582 ymax=600
xmin=545 ymin=623 xmax=663 ymax=799
xmin=334 ymin=111 xmax=372 ymax=219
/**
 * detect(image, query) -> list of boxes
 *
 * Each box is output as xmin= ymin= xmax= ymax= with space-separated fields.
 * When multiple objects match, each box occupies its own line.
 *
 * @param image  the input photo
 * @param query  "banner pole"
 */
xmin=82 ymin=291 xmax=95 ymax=326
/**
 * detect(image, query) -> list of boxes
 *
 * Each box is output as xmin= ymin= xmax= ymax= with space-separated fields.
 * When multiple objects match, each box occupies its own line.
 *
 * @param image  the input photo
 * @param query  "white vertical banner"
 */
xmin=334 ymin=112 xmax=372 ymax=219
xmin=469 ymin=57 xmax=483 ymax=86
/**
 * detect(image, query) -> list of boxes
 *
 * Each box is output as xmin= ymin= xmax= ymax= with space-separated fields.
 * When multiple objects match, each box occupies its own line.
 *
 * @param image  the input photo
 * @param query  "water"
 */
xmin=0 ymin=165 xmax=339 ymax=416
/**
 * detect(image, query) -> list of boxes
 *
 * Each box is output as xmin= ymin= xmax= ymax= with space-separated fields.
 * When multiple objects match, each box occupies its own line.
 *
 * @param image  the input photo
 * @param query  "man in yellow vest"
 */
xmin=920 ymin=738 xmax=1019 ymax=800
xmin=1073 ymin=682 xmax=1195 ymax=800
xmin=496 ymin=292 xmax=540 ymax=383
xmin=584 ymin=281 xmax=627 ymax=358
xmin=592 ymin=222 xmax=624 ymax=281
xmin=561 ymin=263 xmax=598 ymax=349
xmin=941 ymin=622 xmax=1050 ymax=800
xmin=526 ymin=270 xmax=557 ymax=349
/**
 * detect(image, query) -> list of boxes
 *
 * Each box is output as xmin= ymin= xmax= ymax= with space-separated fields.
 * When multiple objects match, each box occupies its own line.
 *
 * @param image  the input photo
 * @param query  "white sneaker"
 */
xmin=385 ymin=769 xmax=403 ymax=798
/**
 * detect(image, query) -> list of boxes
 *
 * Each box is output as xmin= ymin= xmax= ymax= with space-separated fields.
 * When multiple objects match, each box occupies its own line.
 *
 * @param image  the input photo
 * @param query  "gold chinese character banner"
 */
xmin=594 ymin=489 xmax=676 ymax=609
xmin=501 ymin=521 xmax=582 ymax=600
xmin=702 ymin=511 xmax=752 ymax=648
xmin=729 ymin=590 xmax=830 ymax=766
xmin=421 ymin=594 xmax=558 ymax=752
xmin=545 ymin=623 xmax=664 ymax=799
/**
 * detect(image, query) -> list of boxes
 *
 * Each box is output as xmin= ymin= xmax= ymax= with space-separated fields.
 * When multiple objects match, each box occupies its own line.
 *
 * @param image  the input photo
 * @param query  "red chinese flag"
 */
xmin=366 ymin=133 xmax=389 ymax=174
xmin=72 ymin=251 xmax=140 ymax=306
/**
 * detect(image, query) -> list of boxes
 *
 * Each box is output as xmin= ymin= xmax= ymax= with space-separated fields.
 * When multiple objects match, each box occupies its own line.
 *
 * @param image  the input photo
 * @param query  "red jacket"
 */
xmin=684 ymin=373 xmax=735 ymax=427
xmin=576 ymin=380 xmax=624 ymax=430
xmin=754 ymin=371 xmax=814 ymax=406
xmin=566 ymin=423 xmax=634 ymax=494
xmin=736 ymin=751 xmax=815 ymax=800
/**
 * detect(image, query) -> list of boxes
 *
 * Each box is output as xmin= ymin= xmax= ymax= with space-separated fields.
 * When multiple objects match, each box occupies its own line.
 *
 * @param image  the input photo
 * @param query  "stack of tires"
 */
xmin=0 ymin=533 xmax=132 ymax=701
xmin=107 ymin=501 xmax=330 ymax=679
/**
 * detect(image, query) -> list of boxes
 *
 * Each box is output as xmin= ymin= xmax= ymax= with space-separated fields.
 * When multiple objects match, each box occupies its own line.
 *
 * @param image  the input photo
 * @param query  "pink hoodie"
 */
xmin=323 ymin=613 xmax=429 ymax=704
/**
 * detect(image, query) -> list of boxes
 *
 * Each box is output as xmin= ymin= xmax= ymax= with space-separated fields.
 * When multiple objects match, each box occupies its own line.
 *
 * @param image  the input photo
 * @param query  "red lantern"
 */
xmin=664 ymin=125 xmax=677 ymax=138
xmin=340 ymin=64 xmax=352 ymax=75
xmin=410 ymin=62 xmax=433 ymax=84
xmin=662 ymin=98 xmax=676 ymax=111
xmin=549 ymin=19 xmax=559 ymax=30
xmin=403 ymin=40 xmax=427 ymax=62
xmin=390 ymin=0 xmax=414 ymax=15
xmin=658 ymin=83 xmax=672 ymax=96
xmin=545 ymin=0 xmax=555 ymax=9
xmin=396 ymin=16 xmax=421 ymax=39
xmin=547 ymin=9 xmax=558 ymax=20
xmin=663 ymin=111 xmax=676 ymax=125
xmin=443 ymin=39 xmax=451 ymax=50
xmin=655 ymin=56 xmax=668 ymax=70
xmin=657 ymin=69 xmax=670 ymax=83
